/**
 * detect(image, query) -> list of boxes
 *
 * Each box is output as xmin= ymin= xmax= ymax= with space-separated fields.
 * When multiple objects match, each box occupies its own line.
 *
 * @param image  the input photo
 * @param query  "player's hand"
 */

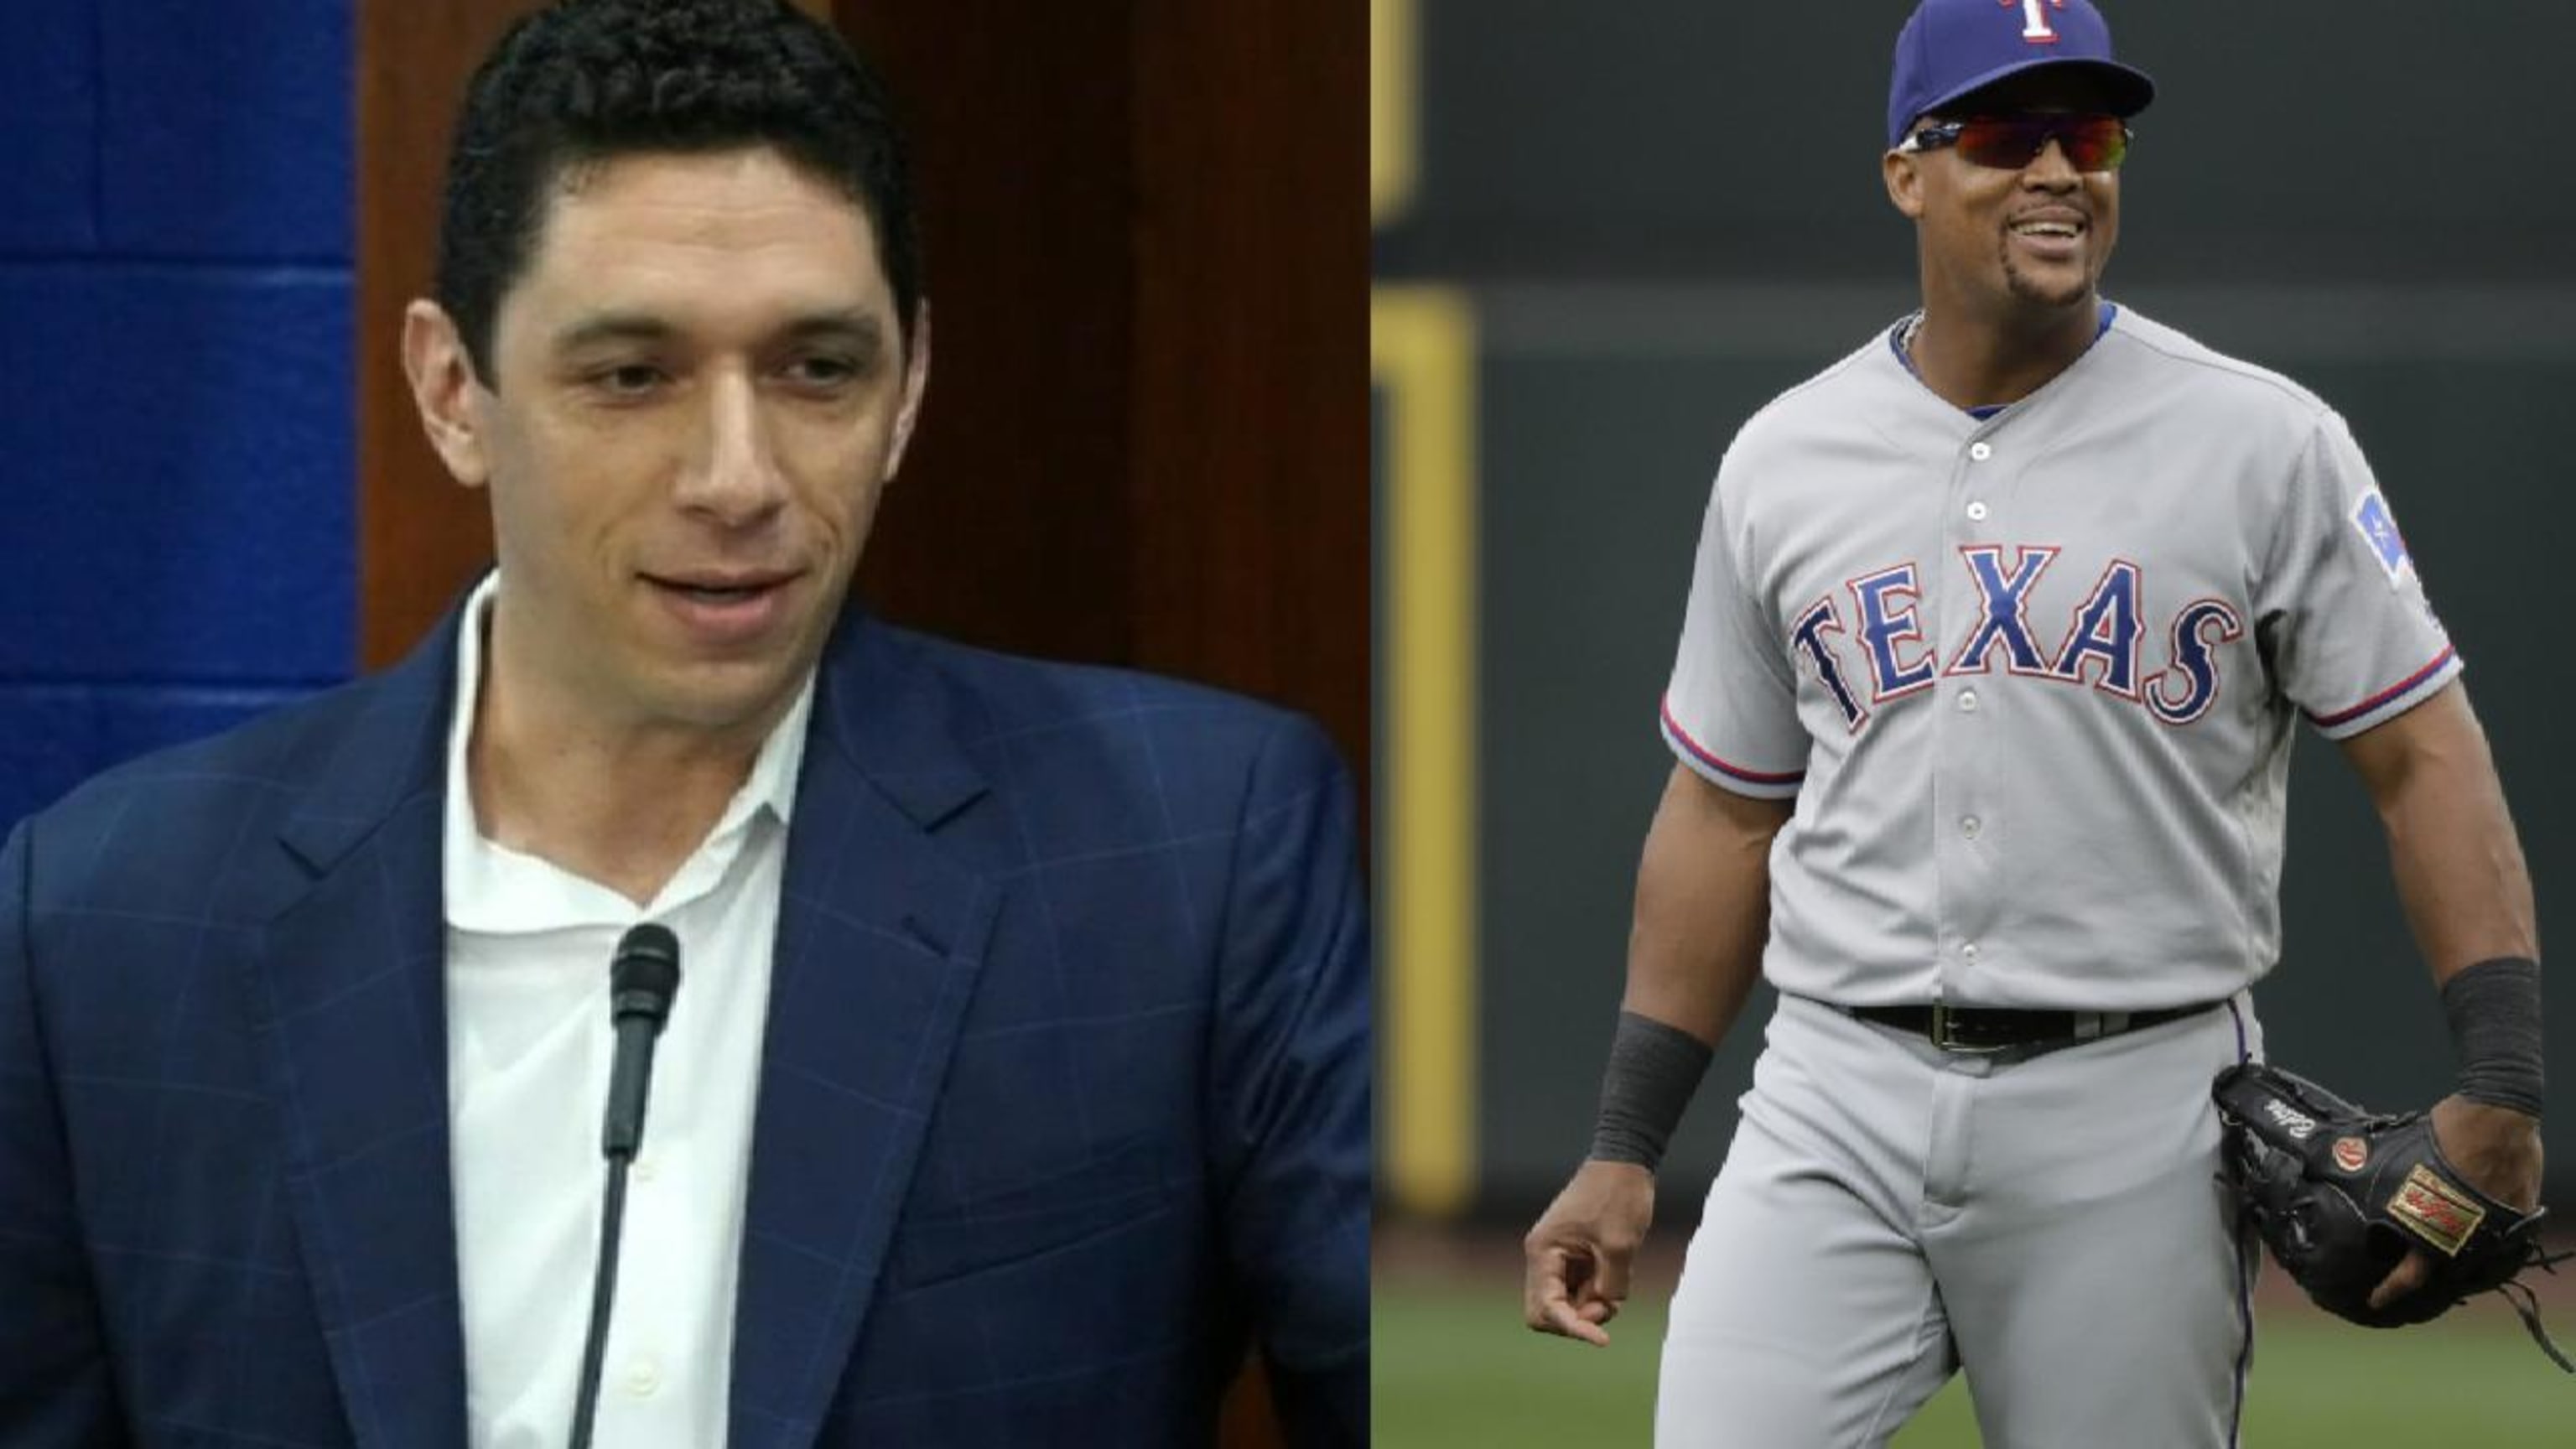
xmin=1522 ymin=1159 xmax=1654 ymax=1347
xmin=2366 ymin=1094 xmax=2544 ymax=1311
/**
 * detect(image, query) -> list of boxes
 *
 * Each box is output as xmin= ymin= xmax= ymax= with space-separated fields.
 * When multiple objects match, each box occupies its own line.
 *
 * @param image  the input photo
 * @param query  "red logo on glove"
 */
xmin=2331 ymin=1136 xmax=2368 ymax=1173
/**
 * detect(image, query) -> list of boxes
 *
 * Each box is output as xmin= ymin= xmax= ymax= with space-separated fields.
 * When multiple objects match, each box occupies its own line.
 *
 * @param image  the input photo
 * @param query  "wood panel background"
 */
xmin=357 ymin=3 xmax=1364 ymax=1444
xmin=358 ymin=0 xmax=1368 ymax=792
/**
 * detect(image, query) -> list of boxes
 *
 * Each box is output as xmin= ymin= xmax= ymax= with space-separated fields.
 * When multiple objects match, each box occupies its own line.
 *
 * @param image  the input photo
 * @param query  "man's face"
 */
xmin=410 ymin=147 xmax=926 ymax=737
xmin=1888 ymin=73 xmax=2124 ymax=315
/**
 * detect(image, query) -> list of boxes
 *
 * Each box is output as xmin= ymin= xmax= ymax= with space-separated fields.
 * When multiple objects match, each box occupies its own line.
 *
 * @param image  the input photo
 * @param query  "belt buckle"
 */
xmin=1928 ymin=1004 xmax=2012 ymax=1055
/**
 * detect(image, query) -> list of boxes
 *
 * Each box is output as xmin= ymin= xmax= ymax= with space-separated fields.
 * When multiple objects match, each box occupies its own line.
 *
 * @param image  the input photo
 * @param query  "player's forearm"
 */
xmin=2380 ymin=775 xmax=2537 ymax=983
xmin=2345 ymin=688 xmax=2538 ymax=980
xmin=1619 ymin=764 xmax=1791 ymax=1046
xmin=2344 ymin=687 xmax=2544 ymax=1123
xmin=1582 ymin=766 xmax=1789 ymax=1171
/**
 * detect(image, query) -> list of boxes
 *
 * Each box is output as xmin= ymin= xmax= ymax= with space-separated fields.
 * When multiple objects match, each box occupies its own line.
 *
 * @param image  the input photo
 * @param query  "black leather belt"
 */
xmin=1846 ymin=1000 xmax=2223 ymax=1057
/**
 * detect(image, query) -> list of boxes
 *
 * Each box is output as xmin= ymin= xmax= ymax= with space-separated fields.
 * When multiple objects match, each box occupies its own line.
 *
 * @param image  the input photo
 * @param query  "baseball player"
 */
xmin=1519 ymin=2 xmax=2547 ymax=1445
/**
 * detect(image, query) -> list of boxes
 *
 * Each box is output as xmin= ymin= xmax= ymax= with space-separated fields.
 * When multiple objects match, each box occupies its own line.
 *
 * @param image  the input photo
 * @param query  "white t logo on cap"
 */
xmin=2012 ymin=0 xmax=2066 ymax=43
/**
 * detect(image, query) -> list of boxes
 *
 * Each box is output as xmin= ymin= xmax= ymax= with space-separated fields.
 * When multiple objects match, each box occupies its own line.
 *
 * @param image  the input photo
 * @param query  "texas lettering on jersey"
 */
xmin=1788 ymin=545 xmax=2246 ymax=733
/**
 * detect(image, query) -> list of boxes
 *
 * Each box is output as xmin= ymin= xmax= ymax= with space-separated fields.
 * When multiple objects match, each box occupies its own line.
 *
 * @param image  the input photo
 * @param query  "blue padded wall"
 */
xmin=0 ymin=3 xmax=355 ymax=831
xmin=98 ymin=0 xmax=356 ymax=260
xmin=0 ymin=6 xmax=98 ymax=254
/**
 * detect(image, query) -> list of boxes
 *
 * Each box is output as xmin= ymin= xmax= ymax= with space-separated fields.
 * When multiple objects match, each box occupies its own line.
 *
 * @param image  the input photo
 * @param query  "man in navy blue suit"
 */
xmin=0 ymin=3 xmax=1366 ymax=1445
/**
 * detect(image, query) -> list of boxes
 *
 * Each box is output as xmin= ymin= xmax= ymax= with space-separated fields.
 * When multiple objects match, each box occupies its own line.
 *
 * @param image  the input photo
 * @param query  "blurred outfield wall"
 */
xmin=1373 ymin=0 xmax=2576 ymax=1219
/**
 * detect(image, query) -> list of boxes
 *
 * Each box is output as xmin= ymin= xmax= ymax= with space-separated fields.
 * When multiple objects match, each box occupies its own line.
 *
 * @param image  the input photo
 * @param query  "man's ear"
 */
xmin=1883 ymin=148 xmax=1929 ymax=221
xmin=402 ymin=300 xmax=495 ymax=489
xmin=886 ymin=299 xmax=932 ymax=481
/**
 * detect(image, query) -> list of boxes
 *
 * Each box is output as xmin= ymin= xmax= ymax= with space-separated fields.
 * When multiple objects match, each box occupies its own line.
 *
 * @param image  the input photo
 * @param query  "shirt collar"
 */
xmin=442 ymin=572 xmax=815 ymax=923
xmin=1888 ymin=299 xmax=2123 ymax=417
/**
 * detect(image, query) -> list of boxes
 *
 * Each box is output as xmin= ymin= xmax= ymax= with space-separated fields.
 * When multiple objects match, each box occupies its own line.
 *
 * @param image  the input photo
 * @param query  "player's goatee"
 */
xmin=2000 ymin=242 xmax=2091 ymax=307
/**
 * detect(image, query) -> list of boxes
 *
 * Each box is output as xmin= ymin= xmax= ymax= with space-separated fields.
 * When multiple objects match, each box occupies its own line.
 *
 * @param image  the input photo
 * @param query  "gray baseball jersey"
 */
xmin=1661 ymin=304 xmax=2457 ymax=1011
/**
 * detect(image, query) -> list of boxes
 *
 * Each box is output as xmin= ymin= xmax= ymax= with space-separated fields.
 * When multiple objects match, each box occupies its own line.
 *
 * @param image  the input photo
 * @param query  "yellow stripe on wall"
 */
xmin=1370 ymin=0 xmax=1417 ymax=226
xmin=1373 ymin=286 xmax=1476 ymax=1218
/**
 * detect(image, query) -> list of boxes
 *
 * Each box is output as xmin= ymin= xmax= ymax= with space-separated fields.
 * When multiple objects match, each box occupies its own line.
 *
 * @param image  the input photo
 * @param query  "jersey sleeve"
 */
xmin=2253 ymin=410 xmax=2460 ymax=740
xmin=1660 ymin=454 xmax=1808 ymax=797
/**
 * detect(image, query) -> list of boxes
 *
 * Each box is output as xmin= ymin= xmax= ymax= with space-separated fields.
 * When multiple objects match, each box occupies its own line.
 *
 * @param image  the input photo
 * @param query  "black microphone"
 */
xmin=602 ymin=923 xmax=682 ymax=1160
xmin=570 ymin=922 xmax=683 ymax=1449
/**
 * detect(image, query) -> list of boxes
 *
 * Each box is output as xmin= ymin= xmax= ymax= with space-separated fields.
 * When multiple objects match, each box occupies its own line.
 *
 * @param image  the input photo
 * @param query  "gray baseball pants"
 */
xmin=1654 ymin=992 xmax=2262 ymax=1448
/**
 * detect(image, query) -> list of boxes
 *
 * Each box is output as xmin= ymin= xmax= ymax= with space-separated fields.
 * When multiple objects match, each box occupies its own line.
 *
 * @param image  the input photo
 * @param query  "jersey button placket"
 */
xmin=1940 ymin=429 xmax=2004 ymax=997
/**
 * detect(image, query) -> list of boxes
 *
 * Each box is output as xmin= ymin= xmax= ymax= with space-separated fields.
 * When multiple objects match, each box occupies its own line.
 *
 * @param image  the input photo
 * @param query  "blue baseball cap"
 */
xmin=1887 ymin=0 xmax=2155 ymax=148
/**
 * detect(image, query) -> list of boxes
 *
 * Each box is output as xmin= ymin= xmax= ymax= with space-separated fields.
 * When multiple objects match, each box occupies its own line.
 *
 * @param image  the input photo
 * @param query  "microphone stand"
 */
xmin=569 ymin=923 xmax=683 ymax=1449
xmin=569 ymin=1159 xmax=637 ymax=1449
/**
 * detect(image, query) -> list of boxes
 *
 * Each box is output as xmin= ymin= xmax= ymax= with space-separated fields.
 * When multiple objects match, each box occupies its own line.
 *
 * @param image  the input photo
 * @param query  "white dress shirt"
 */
xmin=443 ymin=574 xmax=810 ymax=1449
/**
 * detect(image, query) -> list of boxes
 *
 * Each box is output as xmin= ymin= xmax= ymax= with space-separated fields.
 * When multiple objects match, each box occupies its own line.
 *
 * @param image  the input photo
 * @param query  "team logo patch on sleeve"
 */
xmin=2350 ymin=490 xmax=2413 ymax=586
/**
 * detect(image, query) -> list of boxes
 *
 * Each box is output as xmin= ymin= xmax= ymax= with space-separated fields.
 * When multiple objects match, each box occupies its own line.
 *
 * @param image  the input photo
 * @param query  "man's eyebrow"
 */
xmin=546 ymin=308 xmax=891 ymax=355
xmin=550 ymin=311 xmax=678 ymax=354
xmin=778 ymin=309 xmax=889 ymax=351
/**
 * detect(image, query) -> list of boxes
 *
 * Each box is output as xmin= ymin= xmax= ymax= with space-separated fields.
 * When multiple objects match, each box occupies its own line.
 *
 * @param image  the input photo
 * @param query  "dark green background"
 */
xmin=1375 ymin=2 xmax=2576 ymax=1213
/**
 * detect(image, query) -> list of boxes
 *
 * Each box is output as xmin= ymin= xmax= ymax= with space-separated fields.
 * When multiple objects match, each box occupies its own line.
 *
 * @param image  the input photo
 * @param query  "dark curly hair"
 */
xmin=434 ymin=0 xmax=921 ymax=387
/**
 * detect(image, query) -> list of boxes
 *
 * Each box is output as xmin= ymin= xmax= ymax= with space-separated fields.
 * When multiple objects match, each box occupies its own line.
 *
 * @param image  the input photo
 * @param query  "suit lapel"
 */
xmin=253 ymin=610 xmax=470 ymax=1449
xmin=730 ymin=615 xmax=999 ymax=1449
xmin=244 ymin=600 xmax=996 ymax=1449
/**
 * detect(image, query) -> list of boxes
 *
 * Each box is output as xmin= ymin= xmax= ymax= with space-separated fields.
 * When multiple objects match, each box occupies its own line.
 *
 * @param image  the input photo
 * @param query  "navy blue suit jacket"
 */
xmin=0 ymin=604 xmax=1368 ymax=1447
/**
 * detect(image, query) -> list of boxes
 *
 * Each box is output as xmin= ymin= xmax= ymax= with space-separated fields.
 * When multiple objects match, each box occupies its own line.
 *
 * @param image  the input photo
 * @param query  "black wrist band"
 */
xmin=1587 ymin=1010 xmax=1715 ymax=1171
xmin=2444 ymin=956 xmax=2544 ymax=1119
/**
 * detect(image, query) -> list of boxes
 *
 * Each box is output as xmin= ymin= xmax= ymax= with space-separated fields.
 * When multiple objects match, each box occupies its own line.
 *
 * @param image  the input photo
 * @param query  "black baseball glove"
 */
xmin=2212 ymin=1061 xmax=2570 ymax=1371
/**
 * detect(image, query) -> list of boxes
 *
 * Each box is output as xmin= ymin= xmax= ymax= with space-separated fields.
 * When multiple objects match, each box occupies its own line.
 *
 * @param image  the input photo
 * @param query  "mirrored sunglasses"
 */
xmin=1898 ymin=114 xmax=2132 ymax=173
